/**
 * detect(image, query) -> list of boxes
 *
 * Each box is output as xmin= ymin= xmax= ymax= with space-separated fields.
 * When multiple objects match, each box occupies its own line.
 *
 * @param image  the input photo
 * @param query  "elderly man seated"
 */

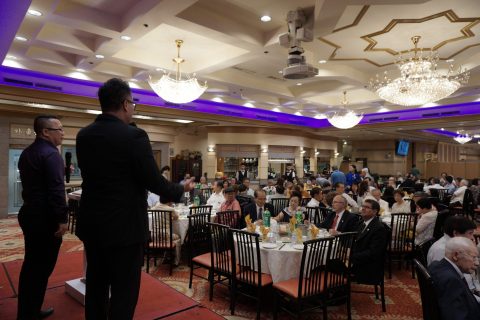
xmin=450 ymin=179 xmax=469 ymax=207
xmin=365 ymin=189 xmax=390 ymax=216
xmin=318 ymin=195 xmax=359 ymax=234
xmin=429 ymin=237 xmax=480 ymax=320
xmin=334 ymin=182 xmax=359 ymax=212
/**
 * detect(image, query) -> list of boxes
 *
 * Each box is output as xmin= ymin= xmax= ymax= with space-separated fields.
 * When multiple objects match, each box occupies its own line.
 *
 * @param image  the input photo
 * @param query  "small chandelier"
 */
xmin=326 ymin=91 xmax=363 ymax=129
xmin=148 ymin=40 xmax=207 ymax=104
xmin=453 ymin=133 xmax=472 ymax=144
xmin=369 ymin=36 xmax=469 ymax=106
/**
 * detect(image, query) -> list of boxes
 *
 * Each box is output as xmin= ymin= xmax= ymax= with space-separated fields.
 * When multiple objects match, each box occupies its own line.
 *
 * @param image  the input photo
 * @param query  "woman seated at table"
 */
xmin=218 ymin=186 xmax=242 ymax=226
xmin=274 ymin=192 xmax=306 ymax=223
xmin=150 ymin=197 xmax=181 ymax=264
xmin=348 ymin=182 xmax=359 ymax=202
xmin=356 ymin=180 xmax=371 ymax=207
xmin=415 ymin=197 xmax=438 ymax=245
xmin=391 ymin=190 xmax=411 ymax=213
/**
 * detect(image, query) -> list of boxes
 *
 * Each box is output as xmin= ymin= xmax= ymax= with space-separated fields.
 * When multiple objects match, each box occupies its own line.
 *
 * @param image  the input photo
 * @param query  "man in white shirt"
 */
xmin=263 ymin=179 xmax=276 ymax=195
xmin=307 ymin=187 xmax=323 ymax=207
xmin=366 ymin=189 xmax=390 ymax=215
xmin=360 ymin=168 xmax=373 ymax=181
xmin=206 ymin=181 xmax=225 ymax=211
xmin=424 ymin=178 xmax=443 ymax=194
xmin=242 ymin=177 xmax=255 ymax=197
xmin=334 ymin=182 xmax=359 ymax=212
xmin=450 ymin=179 xmax=469 ymax=206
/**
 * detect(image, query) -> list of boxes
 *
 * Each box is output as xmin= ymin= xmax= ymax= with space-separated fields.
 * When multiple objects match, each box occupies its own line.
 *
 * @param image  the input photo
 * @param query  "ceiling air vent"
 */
xmin=368 ymin=116 xmax=400 ymax=123
xmin=35 ymin=82 xmax=62 ymax=91
xmin=4 ymin=78 xmax=33 ymax=87
xmin=255 ymin=114 xmax=278 ymax=122
xmin=440 ymin=111 xmax=460 ymax=116
xmin=422 ymin=112 xmax=440 ymax=118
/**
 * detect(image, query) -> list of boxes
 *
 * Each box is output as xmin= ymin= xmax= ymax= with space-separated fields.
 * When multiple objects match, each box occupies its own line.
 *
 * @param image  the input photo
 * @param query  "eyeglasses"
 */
xmin=125 ymin=99 xmax=136 ymax=110
xmin=46 ymin=127 xmax=64 ymax=132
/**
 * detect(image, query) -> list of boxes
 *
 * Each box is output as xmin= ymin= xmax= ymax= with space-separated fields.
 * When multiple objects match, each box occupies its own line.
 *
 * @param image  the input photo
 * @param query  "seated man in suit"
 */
xmin=429 ymin=237 xmax=480 ymax=320
xmin=351 ymin=199 xmax=388 ymax=284
xmin=318 ymin=195 xmax=359 ymax=234
xmin=242 ymin=190 xmax=274 ymax=227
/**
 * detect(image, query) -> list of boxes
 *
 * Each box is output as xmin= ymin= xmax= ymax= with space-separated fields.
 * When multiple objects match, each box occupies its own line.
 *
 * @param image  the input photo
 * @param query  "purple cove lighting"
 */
xmin=422 ymin=129 xmax=458 ymax=137
xmin=1 ymin=65 xmax=480 ymax=129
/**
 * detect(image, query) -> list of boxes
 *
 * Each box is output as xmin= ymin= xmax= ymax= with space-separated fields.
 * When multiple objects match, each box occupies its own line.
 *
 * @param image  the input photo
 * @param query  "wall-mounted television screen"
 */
xmin=396 ymin=140 xmax=410 ymax=156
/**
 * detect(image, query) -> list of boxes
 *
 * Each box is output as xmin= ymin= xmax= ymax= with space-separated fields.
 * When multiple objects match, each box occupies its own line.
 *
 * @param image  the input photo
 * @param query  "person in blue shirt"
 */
xmin=330 ymin=165 xmax=346 ymax=186
xmin=345 ymin=164 xmax=361 ymax=188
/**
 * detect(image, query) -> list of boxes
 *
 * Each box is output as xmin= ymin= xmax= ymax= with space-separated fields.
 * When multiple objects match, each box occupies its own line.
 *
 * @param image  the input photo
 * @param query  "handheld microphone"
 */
xmin=65 ymin=152 xmax=72 ymax=183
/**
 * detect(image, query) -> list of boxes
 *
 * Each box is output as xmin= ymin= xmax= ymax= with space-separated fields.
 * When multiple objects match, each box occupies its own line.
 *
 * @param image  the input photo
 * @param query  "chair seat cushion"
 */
xmin=273 ymin=276 xmax=326 ymax=298
xmin=236 ymin=271 xmax=273 ymax=287
xmin=192 ymin=252 xmax=212 ymax=267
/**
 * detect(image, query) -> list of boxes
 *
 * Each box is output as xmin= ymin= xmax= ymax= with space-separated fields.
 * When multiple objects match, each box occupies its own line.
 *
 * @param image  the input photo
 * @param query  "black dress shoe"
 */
xmin=39 ymin=307 xmax=54 ymax=319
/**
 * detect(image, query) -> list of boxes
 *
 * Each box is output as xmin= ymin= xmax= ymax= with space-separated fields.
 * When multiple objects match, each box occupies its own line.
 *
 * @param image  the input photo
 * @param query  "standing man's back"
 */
xmin=76 ymin=78 xmax=193 ymax=319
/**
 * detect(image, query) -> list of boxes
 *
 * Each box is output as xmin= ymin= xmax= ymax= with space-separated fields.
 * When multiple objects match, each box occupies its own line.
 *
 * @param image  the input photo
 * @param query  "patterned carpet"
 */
xmin=0 ymin=217 xmax=423 ymax=319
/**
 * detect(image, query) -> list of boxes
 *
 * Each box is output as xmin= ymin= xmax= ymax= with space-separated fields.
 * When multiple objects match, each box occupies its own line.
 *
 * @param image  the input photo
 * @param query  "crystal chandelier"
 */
xmin=453 ymin=133 xmax=472 ymax=144
xmin=326 ymin=91 xmax=363 ymax=129
xmin=369 ymin=36 xmax=469 ymax=106
xmin=148 ymin=40 xmax=207 ymax=104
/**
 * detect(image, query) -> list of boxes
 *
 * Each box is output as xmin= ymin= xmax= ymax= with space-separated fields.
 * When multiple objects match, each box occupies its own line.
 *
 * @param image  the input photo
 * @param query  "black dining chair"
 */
xmin=145 ymin=210 xmax=177 ymax=275
xmin=271 ymin=198 xmax=290 ymax=216
xmin=216 ymin=210 xmax=240 ymax=228
xmin=188 ymin=212 xmax=212 ymax=288
xmin=414 ymin=259 xmax=441 ymax=320
xmin=388 ymin=213 xmax=418 ymax=279
xmin=229 ymin=228 xmax=273 ymax=320
xmin=189 ymin=205 xmax=213 ymax=215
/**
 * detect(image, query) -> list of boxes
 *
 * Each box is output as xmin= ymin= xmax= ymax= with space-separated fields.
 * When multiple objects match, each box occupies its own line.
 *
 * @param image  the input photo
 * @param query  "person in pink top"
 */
xmin=219 ymin=186 xmax=241 ymax=213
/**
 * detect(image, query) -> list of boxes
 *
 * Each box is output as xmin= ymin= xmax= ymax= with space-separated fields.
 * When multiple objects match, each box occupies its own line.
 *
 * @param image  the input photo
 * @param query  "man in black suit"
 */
xmin=76 ymin=78 xmax=194 ymax=320
xmin=241 ymin=190 xmax=274 ymax=227
xmin=351 ymin=199 xmax=387 ymax=284
xmin=429 ymin=237 xmax=480 ymax=320
xmin=318 ymin=195 xmax=359 ymax=234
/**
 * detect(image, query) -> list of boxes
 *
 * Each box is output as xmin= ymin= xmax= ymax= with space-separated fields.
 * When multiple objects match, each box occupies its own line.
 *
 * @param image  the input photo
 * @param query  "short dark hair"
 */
xmin=33 ymin=115 xmax=58 ymax=134
xmin=364 ymin=198 xmax=380 ymax=213
xmin=416 ymin=197 xmax=432 ymax=209
xmin=444 ymin=216 xmax=476 ymax=237
xmin=238 ymin=184 xmax=247 ymax=192
xmin=393 ymin=190 xmax=404 ymax=197
xmin=289 ymin=191 xmax=302 ymax=201
xmin=215 ymin=180 xmax=223 ymax=188
xmin=160 ymin=165 xmax=170 ymax=173
xmin=243 ymin=177 xmax=250 ymax=183
xmin=98 ymin=78 xmax=131 ymax=112
xmin=445 ymin=175 xmax=453 ymax=183
xmin=276 ymin=185 xmax=285 ymax=194
xmin=310 ymin=187 xmax=321 ymax=197
xmin=334 ymin=182 xmax=344 ymax=189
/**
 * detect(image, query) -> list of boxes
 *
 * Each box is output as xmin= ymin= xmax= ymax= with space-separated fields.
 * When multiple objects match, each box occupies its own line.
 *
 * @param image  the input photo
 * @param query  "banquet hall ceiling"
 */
xmin=2 ymin=0 xmax=480 ymax=142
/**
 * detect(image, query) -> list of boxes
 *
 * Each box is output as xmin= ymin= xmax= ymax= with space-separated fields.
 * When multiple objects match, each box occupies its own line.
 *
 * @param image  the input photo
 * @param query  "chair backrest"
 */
xmin=207 ymin=222 xmax=232 ymax=277
xmin=326 ymin=232 xmax=357 ymax=291
xmin=187 ymin=212 xmax=212 ymax=258
xmin=463 ymin=189 xmax=474 ymax=211
xmin=189 ymin=205 xmax=213 ymax=215
xmin=271 ymin=198 xmax=290 ymax=216
xmin=147 ymin=210 xmax=173 ymax=248
xmin=229 ymin=228 xmax=263 ymax=286
xmin=216 ymin=210 xmax=240 ymax=228
xmin=301 ymin=198 xmax=312 ymax=207
xmin=202 ymin=188 xmax=213 ymax=200
xmin=413 ymin=259 xmax=441 ymax=320
xmin=428 ymin=196 xmax=440 ymax=209
xmin=389 ymin=213 xmax=418 ymax=253
xmin=305 ymin=207 xmax=318 ymax=224
xmin=298 ymin=237 xmax=333 ymax=298
xmin=433 ymin=209 xmax=451 ymax=240
xmin=415 ymin=238 xmax=436 ymax=267
xmin=319 ymin=207 xmax=334 ymax=223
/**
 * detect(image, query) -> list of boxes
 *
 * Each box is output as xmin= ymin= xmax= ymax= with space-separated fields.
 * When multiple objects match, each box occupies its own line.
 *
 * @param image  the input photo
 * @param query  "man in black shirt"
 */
xmin=17 ymin=115 xmax=68 ymax=319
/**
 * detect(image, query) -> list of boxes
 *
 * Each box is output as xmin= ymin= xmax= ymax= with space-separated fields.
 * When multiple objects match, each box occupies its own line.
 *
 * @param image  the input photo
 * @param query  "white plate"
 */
xmin=262 ymin=242 xmax=278 ymax=249
xmin=292 ymin=244 xmax=304 ymax=250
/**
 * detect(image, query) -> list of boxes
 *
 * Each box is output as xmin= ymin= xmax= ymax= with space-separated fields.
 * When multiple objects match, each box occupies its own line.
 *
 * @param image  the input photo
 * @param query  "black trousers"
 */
xmin=84 ymin=242 xmax=144 ymax=320
xmin=17 ymin=219 xmax=62 ymax=320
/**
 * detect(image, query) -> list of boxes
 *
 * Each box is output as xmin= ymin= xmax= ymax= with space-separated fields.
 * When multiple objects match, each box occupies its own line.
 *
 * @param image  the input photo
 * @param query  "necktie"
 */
xmin=331 ymin=214 xmax=339 ymax=230
xmin=360 ymin=222 xmax=367 ymax=233
xmin=258 ymin=208 xmax=263 ymax=220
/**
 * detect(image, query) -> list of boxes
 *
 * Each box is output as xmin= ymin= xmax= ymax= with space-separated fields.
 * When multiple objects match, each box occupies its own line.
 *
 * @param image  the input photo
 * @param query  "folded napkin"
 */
xmin=245 ymin=214 xmax=256 ymax=233
xmin=289 ymin=216 xmax=297 ymax=233
xmin=310 ymin=224 xmax=319 ymax=239
xmin=259 ymin=225 xmax=270 ymax=240
xmin=295 ymin=228 xmax=303 ymax=244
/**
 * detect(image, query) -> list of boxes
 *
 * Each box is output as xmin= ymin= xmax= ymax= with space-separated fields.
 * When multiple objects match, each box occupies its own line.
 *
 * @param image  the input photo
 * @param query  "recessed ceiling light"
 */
xmin=314 ymin=114 xmax=326 ymax=119
xmin=272 ymin=107 xmax=281 ymax=112
xmin=6 ymin=55 xmax=17 ymax=60
xmin=440 ymin=128 xmax=445 ymax=131
xmin=294 ymin=111 xmax=302 ymax=116
xmin=155 ymin=68 xmax=163 ymax=72
xmin=76 ymin=68 xmax=85 ymax=72
xmin=446 ymin=58 xmax=454 ymax=63
xmin=120 ymin=35 xmax=132 ymax=41
xmin=27 ymin=9 xmax=42 ymax=16
xmin=260 ymin=15 xmax=271 ymax=22
xmin=211 ymin=97 xmax=224 ymax=103
xmin=296 ymin=83 xmax=302 ymax=86
xmin=243 ymin=102 xmax=255 ymax=108
xmin=174 ymin=119 xmax=193 ymax=124
xmin=95 ymin=54 xmax=104 ymax=59
xmin=378 ymin=107 xmax=389 ymax=112
xmin=318 ymin=60 xmax=327 ymax=64
xmin=473 ymin=134 xmax=480 ymax=138
xmin=15 ymin=36 xmax=28 ymax=42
